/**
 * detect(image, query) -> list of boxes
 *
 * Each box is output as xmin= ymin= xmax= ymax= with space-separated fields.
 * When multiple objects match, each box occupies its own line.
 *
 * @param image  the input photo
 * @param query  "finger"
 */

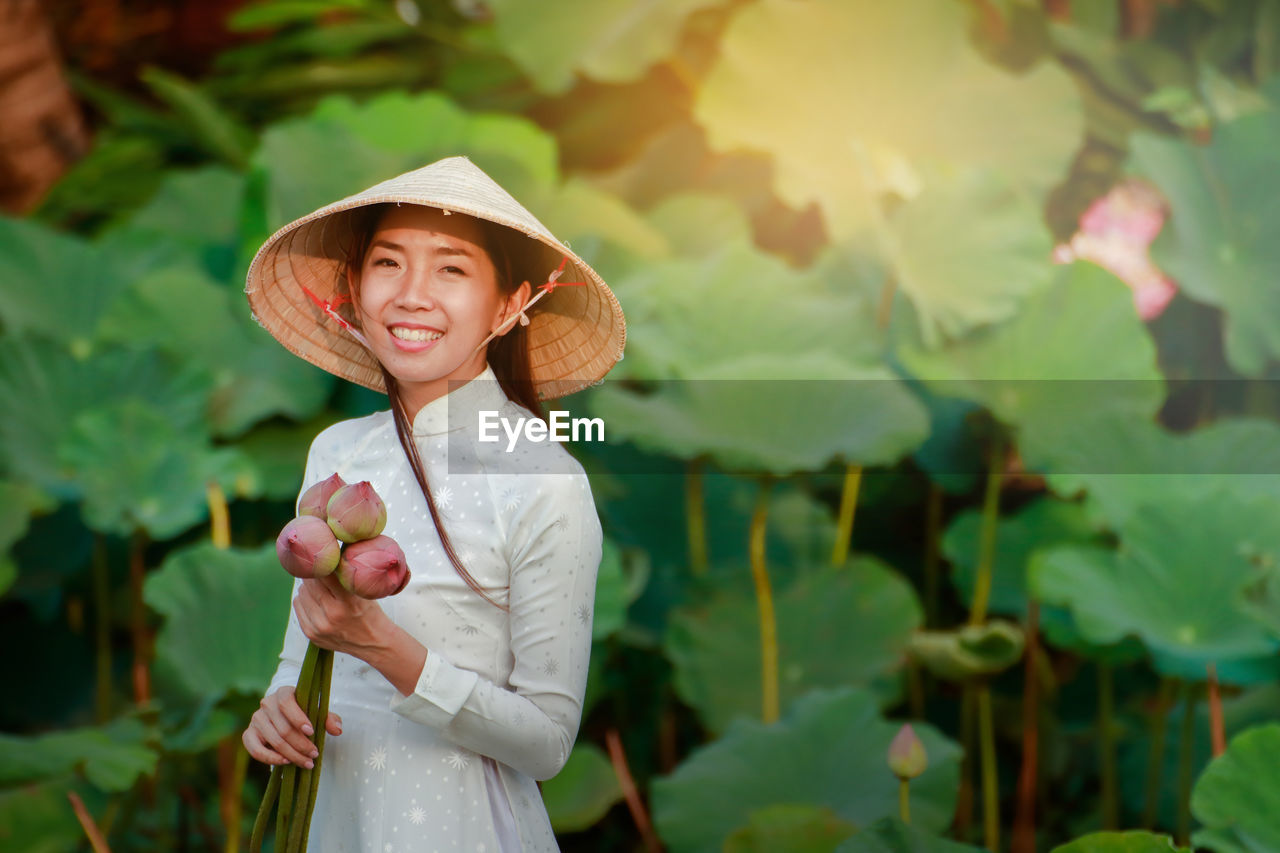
xmin=243 ymin=727 xmax=288 ymax=766
xmin=325 ymin=712 xmax=344 ymax=736
xmin=258 ymin=701 xmax=317 ymax=767
xmin=318 ymin=573 xmax=346 ymax=597
xmin=278 ymin=688 xmax=317 ymax=736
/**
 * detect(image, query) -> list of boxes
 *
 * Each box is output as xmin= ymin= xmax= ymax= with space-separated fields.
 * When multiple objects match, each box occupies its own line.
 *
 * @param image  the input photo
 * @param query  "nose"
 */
xmin=392 ymin=263 xmax=437 ymax=311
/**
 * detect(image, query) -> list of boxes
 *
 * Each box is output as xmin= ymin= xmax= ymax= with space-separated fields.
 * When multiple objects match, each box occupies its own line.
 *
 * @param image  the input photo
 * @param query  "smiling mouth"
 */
xmin=391 ymin=328 xmax=443 ymax=342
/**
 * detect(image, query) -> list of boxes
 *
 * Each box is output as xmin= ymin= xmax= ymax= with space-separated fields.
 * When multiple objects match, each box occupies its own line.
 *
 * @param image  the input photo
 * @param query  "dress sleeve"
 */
xmin=389 ymin=471 xmax=603 ymax=781
xmin=262 ymin=433 xmax=328 ymax=701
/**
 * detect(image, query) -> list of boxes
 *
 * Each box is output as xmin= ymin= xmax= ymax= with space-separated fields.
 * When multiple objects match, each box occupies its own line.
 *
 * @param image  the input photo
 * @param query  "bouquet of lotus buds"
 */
xmin=250 ymin=474 xmax=410 ymax=852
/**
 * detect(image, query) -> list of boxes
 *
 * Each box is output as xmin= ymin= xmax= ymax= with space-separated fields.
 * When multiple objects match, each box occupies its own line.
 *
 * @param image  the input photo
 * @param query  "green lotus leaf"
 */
xmin=1028 ymin=491 xmax=1280 ymax=682
xmin=695 ymin=0 xmax=1081 ymax=242
xmin=944 ymin=495 xmax=1099 ymax=616
xmin=886 ymin=164 xmax=1056 ymax=346
xmin=0 ymin=480 xmax=55 ymax=597
xmin=0 ymin=335 xmax=211 ymax=497
xmin=103 ymin=166 xmax=246 ymax=281
xmin=143 ymin=542 xmax=294 ymax=699
xmin=1238 ymin=563 xmax=1280 ymax=638
xmin=231 ymin=415 xmax=331 ymax=501
xmin=1050 ymin=830 xmax=1190 ymax=853
xmin=0 ymin=217 xmax=129 ymax=353
xmin=591 ymin=358 xmax=929 ymax=474
xmin=651 ymin=687 xmax=962 ymax=853
xmin=1191 ymin=724 xmax=1280 ymax=853
xmin=896 ymin=261 xmax=1164 ymax=447
xmin=725 ymin=803 xmax=856 ymax=852
xmin=0 ymin=716 xmax=156 ymax=791
xmin=1130 ymin=109 xmax=1280 ymax=376
xmin=592 ymin=538 xmax=628 ymax=641
xmin=907 ymin=619 xmax=1025 ymax=682
xmin=0 ymin=776 xmax=102 ymax=853
xmin=486 ymin=0 xmax=728 ymax=94
xmin=1190 ymin=827 xmax=1250 ymax=853
xmin=666 ymin=558 xmax=921 ymax=735
xmin=540 ymin=741 xmax=623 ymax=833
xmin=835 ymin=815 xmax=987 ymax=852
xmin=1040 ymin=413 xmax=1280 ymax=530
xmin=96 ymin=264 xmax=332 ymax=437
xmin=56 ymin=399 xmax=242 ymax=539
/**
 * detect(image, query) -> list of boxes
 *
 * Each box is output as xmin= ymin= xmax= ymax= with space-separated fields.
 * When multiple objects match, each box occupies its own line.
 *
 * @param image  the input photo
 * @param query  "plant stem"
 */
xmin=287 ymin=644 xmax=325 ymax=852
xmin=606 ymin=728 xmax=662 ymax=853
xmin=207 ymin=481 xmax=231 ymax=549
xmin=1176 ymin=682 xmax=1197 ymax=847
xmin=685 ymin=458 xmax=708 ymax=576
xmin=1143 ymin=677 xmax=1176 ymax=827
xmin=249 ymin=766 xmax=280 ymax=852
xmin=68 ymin=790 xmax=112 ymax=853
xmin=924 ymin=483 xmax=943 ymax=629
xmin=222 ymin=739 xmax=248 ymax=853
xmin=1098 ymin=661 xmax=1117 ymax=829
xmin=128 ymin=528 xmax=151 ymax=706
xmin=1207 ymin=662 xmax=1225 ymax=757
xmin=830 ymin=462 xmax=862 ymax=566
xmin=899 ymin=778 xmax=911 ymax=824
xmin=298 ymin=648 xmax=334 ymax=853
xmin=969 ymin=434 xmax=1005 ymax=627
xmin=1011 ymin=600 xmax=1040 ymax=853
xmin=954 ymin=684 xmax=976 ymax=840
xmin=749 ymin=477 xmax=779 ymax=724
xmin=977 ymin=683 xmax=1000 ymax=853
xmin=278 ymin=643 xmax=320 ymax=846
xmin=91 ymin=534 xmax=112 ymax=724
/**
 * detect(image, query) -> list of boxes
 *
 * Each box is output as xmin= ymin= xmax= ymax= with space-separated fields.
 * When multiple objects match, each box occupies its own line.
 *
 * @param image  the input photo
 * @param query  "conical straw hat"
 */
xmin=244 ymin=156 xmax=625 ymax=400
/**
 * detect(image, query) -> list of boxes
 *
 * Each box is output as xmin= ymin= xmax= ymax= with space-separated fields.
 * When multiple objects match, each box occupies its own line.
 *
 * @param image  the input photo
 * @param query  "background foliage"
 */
xmin=3 ymin=0 xmax=1280 ymax=851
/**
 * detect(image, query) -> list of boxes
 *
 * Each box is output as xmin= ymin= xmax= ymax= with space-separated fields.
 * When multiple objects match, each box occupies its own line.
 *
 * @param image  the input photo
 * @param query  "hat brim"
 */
xmin=244 ymin=157 xmax=626 ymax=400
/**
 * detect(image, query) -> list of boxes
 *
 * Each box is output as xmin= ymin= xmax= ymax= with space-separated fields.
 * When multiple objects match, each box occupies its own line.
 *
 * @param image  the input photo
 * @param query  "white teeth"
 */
xmin=391 ymin=327 xmax=443 ymax=342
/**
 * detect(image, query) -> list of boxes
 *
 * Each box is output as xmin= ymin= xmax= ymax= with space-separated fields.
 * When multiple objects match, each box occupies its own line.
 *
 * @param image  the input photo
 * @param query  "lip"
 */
xmin=387 ymin=323 xmax=444 ymax=352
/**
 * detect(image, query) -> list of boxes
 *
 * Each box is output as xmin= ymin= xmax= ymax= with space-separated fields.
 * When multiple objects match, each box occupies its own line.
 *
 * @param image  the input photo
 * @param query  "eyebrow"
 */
xmin=370 ymin=239 xmax=475 ymax=258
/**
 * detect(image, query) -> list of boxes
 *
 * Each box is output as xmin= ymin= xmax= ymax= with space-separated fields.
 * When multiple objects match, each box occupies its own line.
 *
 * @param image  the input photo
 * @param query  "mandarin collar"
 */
xmin=409 ymin=364 xmax=509 ymax=437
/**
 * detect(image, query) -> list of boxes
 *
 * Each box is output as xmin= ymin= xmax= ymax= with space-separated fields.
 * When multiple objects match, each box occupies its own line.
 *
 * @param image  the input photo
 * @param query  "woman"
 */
xmin=240 ymin=156 xmax=626 ymax=852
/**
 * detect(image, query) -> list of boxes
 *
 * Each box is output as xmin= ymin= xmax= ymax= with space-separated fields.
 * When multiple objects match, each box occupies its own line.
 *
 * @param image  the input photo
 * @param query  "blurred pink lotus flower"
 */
xmin=888 ymin=722 xmax=928 ymax=780
xmin=1052 ymin=178 xmax=1177 ymax=320
xmin=337 ymin=535 xmax=410 ymax=599
xmin=298 ymin=472 xmax=347 ymax=519
xmin=276 ymin=515 xmax=342 ymax=579
xmin=326 ymin=481 xmax=387 ymax=543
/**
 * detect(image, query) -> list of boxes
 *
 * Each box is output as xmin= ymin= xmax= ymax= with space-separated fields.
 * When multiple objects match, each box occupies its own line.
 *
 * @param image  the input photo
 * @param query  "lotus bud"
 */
xmin=887 ymin=723 xmax=927 ymax=780
xmin=326 ymin=481 xmax=387 ymax=543
xmin=298 ymin=473 xmax=347 ymax=518
xmin=276 ymin=515 xmax=341 ymax=579
xmin=337 ymin=535 xmax=410 ymax=599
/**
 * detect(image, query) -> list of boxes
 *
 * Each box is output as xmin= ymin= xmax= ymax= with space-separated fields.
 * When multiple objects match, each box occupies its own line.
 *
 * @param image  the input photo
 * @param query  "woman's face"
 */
xmin=352 ymin=205 xmax=526 ymax=414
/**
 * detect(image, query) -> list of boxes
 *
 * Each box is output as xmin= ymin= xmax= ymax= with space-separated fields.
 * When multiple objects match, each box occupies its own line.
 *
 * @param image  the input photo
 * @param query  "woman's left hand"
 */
xmin=294 ymin=573 xmax=392 ymax=659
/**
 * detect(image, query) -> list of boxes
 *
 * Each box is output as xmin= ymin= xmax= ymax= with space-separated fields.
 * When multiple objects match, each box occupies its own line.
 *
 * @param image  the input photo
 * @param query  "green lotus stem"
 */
xmin=898 ymin=778 xmax=911 ymax=824
xmin=91 ymin=534 xmax=112 ymax=724
xmin=249 ymin=766 xmax=280 ymax=852
xmin=1143 ymin=677 xmax=1177 ymax=827
xmin=977 ymin=683 xmax=999 ymax=852
xmin=224 ymin=740 xmax=248 ymax=853
xmin=1176 ymin=683 xmax=1196 ymax=846
xmin=906 ymin=660 xmax=925 ymax=719
xmin=128 ymin=528 xmax=152 ymax=705
xmin=969 ymin=433 xmax=1005 ymax=627
xmin=749 ymin=478 xmax=779 ymax=724
xmin=1098 ymin=661 xmax=1117 ymax=829
xmin=207 ymin=480 xmax=231 ymax=549
xmin=278 ymin=642 xmax=321 ymax=845
xmin=955 ymin=685 xmax=976 ymax=839
xmin=924 ymin=483 xmax=943 ymax=628
xmin=299 ymin=648 xmax=335 ymax=853
xmin=1207 ymin=662 xmax=1225 ymax=757
xmin=685 ymin=458 xmax=708 ymax=576
xmin=1011 ymin=600 xmax=1041 ymax=853
xmin=288 ymin=644 xmax=326 ymax=852
xmin=830 ymin=463 xmax=862 ymax=566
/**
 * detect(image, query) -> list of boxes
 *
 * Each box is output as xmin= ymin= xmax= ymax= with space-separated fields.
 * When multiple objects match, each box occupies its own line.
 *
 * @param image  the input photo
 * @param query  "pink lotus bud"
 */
xmin=326 ymin=481 xmax=387 ymax=543
xmin=337 ymin=535 xmax=410 ymax=599
xmin=298 ymin=473 xmax=347 ymax=518
xmin=887 ymin=723 xmax=927 ymax=780
xmin=276 ymin=515 xmax=341 ymax=579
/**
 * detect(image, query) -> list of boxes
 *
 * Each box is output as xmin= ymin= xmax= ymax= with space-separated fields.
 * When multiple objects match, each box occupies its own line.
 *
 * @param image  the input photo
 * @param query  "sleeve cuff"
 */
xmin=388 ymin=650 xmax=479 ymax=728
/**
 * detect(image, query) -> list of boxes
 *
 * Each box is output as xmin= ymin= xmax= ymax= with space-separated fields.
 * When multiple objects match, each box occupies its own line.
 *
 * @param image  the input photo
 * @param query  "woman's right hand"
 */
xmin=242 ymin=686 xmax=343 ymax=767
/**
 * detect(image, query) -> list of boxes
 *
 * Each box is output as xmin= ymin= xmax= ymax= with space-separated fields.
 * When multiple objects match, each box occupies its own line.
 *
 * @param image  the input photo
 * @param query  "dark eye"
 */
xmin=442 ymin=265 xmax=466 ymax=275
xmin=373 ymin=257 xmax=398 ymax=268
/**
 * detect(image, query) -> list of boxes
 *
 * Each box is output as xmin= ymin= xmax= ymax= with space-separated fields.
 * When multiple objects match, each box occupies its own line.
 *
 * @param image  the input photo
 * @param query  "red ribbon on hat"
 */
xmin=299 ymin=283 xmax=371 ymax=349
